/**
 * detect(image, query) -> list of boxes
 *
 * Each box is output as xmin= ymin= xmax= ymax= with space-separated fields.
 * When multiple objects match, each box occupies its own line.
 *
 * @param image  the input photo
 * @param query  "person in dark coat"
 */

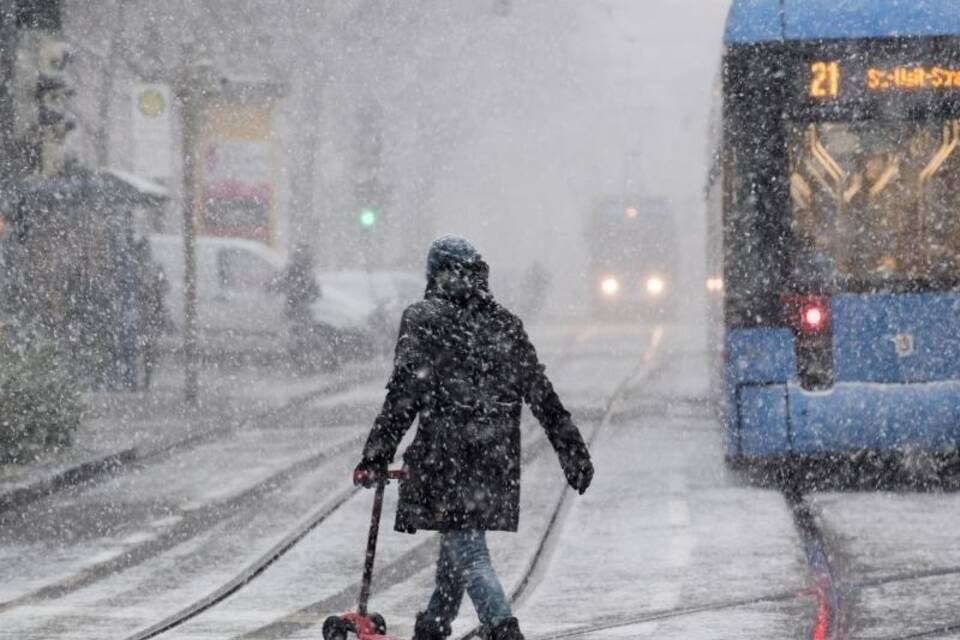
xmin=135 ymin=239 xmax=170 ymax=389
xmin=354 ymin=235 xmax=593 ymax=640
xmin=270 ymin=244 xmax=326 ymax=369
xmin=273 ymin=243 xmax=321 ymax=324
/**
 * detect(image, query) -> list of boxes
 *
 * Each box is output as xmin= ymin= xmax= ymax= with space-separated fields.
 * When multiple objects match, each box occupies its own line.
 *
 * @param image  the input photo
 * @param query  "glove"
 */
xmin=563 ymin=454 xmax=594 ymax=495
xmin=353 ymin=458 xmax=387 ymax=488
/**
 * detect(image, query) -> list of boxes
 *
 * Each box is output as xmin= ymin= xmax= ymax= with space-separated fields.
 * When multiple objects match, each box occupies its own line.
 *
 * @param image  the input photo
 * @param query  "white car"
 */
xmin=149 ymin=235 xmax=372 ymax=358
xmin=315 ymin=270 xmax=425 ymax=350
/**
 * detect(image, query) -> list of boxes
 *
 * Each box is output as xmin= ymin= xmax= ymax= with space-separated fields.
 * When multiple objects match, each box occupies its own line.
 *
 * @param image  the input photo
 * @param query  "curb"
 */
xmin=0 ymin=448 xmax=138 ymax=515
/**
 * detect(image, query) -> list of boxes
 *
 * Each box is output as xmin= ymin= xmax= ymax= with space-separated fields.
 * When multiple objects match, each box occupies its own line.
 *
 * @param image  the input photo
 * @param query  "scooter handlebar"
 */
xmin=353 ymin=468 xmax=408 ymax=486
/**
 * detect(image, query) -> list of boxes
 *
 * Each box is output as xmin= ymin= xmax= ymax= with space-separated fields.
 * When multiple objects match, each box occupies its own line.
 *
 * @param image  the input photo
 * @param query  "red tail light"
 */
xmin=783 ymin=295 xmax=831 ymax=335
xmin=801 ymin=302 xmax=828 ymax=333
xmin=782 ymin=294 xmax=833 ymax=390
xmin=803 ymin=307 xmax=824 ymax=330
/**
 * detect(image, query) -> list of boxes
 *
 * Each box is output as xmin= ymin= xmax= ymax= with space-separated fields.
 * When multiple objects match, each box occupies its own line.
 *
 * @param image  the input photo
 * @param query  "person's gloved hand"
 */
xmin=563 ymin=453 xmax=594 ymax=495
xmin=353 ymin=457 xmax=387 ymax=488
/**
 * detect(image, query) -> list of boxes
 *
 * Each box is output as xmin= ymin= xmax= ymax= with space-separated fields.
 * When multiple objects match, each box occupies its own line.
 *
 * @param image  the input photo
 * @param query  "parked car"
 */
xmin=149 ymin=235 xmax=372 ymax=365
xmin=315 ymin=270 xmax=425 ymax=354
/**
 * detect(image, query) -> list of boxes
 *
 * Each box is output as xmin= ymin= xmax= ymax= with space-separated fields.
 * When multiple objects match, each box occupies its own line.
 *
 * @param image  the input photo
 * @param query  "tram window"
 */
xmin=786 ymin=119 xmax=960 ymax=290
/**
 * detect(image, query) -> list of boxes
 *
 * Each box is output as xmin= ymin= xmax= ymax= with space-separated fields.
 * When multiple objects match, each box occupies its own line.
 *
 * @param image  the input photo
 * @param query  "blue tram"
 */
xmin=708 ymin=1 xmax=960 ymax=468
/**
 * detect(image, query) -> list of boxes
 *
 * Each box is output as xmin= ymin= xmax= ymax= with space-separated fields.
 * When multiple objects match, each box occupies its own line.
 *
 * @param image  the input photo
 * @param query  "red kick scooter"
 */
xmin=323 ymin=469 xmax=408 ymax=640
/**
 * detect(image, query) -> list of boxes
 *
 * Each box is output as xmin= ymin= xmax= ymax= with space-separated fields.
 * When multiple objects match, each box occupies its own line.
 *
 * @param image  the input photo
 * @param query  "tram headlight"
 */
xmin=600 ymin=276 xmax=620 ymax=297
xmin=646 ymin=276 xmax=666 ymax=296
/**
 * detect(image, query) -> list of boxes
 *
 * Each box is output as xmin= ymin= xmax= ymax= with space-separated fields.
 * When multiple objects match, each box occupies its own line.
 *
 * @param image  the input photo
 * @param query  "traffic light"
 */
xmin=35 ymin=37 xmax=74 ymax=174
xmin=36 ymin=38 xmax=74 ymax=131
xmin=358 ymin=208 xmax=379 ymax=229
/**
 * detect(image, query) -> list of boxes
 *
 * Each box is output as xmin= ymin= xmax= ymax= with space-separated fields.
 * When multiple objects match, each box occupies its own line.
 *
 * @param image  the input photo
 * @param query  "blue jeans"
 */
xmin=423 ymin=530 xmax=512 ymax=629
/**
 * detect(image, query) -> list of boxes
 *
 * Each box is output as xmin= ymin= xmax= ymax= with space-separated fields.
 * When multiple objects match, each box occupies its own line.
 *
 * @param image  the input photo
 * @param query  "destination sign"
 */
xmin=808 ymin=61 xmax=960 ymax=99
xmin=867 ymin=66 xmax=960 ymax=91
xmin=776 ymin=39 xmax=960 ymax=120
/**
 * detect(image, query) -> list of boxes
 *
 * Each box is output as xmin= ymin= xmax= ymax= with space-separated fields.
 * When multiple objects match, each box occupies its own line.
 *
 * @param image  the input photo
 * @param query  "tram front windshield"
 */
xmin=589 ymin=208 xmax=672 ymax=272
xmin=787 ymin=118 xmax=960 ymax=291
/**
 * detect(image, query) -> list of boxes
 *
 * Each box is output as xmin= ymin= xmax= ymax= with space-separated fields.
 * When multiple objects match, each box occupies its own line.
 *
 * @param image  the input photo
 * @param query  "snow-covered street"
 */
xmin=3 ymin=323 xmax=960 ymax=639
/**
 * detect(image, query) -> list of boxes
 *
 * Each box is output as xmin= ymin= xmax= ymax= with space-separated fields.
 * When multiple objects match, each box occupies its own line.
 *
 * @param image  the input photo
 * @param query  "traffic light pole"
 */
xmin=175 ymin=47 xmax=222 ymax=406
xmin=180 ymin=92 xmax=199 ymax=405
xmin=175 ymin=52 xmax=204 ymax=406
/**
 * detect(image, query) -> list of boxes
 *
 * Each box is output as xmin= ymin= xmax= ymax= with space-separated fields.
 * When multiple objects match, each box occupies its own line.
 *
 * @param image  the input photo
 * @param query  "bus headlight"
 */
xmin=646 ymin=276 xmax=666 ymax=296
xmin=600 ymin=276 xmax=620 ymax=297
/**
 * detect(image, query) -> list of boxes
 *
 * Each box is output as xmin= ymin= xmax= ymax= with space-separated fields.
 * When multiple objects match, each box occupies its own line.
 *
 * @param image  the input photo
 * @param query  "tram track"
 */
xmin=510 ymin=497 xmax=960 ymax=640
xmin=597 ymin=508 xmax=960 ymax=639
xmin=0 ymin=433 xmax=366 ymax=615
xmin=525 ymin=589 xmax=800 ymax=639
xmin=779 ymin=486 xmax=960 ymax=640
xmin=59 ymin=327 xmax=588 ymax=639
xmin=784 ymin=489 xmax=960 ymax=640
xmin=124 ymin=483 xmax=362 ymax=640
xmin=0 ymin=363 xmax=387 ymax=622
xmin=787 ymin=493 xmax=845 ymax=640
xmin=106 ymin=326 xmax=653 ymax=640
xmin=883 ymin=623 xmax=960 ymax=639
xmin=790 ymin=497 xmax=960 ymax=640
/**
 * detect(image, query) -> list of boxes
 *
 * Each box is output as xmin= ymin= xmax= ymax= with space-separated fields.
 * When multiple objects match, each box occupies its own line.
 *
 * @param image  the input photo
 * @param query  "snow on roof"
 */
xmin=104 ymin=168 xmax=169 ymax=199
xmin=725 ymin=0 xmax=960 ymax=45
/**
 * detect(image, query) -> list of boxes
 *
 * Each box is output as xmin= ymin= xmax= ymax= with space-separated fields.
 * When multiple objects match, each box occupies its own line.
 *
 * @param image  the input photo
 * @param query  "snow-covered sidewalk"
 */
xmin=0 ymin=357 xmax=389 ymax=515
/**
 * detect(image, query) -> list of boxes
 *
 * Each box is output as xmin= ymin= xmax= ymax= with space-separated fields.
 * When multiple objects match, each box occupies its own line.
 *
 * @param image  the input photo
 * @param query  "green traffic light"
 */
xmin=359 ymin=209 xmax=378 ymax=228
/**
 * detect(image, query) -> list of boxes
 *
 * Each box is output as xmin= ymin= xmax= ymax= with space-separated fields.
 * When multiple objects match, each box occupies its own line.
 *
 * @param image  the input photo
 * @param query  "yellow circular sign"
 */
xmin=138 ymin=89 xmax=166 ymax=118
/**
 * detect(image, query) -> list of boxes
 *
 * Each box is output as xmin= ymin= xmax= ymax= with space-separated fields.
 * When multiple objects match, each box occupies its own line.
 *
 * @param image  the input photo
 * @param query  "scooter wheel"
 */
xmin=323 ymin=615 xmax=349 ymax=640
xmin=370 ymin=612 xmax=388 ymax=635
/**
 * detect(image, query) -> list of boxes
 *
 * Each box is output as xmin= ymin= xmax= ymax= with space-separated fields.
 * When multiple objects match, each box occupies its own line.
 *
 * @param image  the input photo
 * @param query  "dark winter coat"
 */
xmin=360 ymin=262 xmax=590 ymax=533
xmin=138 ymin=261 xmax=170 ymax=343
xmin=272 ymin=253 xmax=320 ymax=323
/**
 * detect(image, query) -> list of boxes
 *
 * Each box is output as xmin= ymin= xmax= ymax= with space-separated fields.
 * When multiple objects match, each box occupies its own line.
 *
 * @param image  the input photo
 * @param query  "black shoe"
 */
xmin=485 ymin=617 xmax=524 ymax=640
xmin=413 ymin=612 xmax=451 ymax=640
